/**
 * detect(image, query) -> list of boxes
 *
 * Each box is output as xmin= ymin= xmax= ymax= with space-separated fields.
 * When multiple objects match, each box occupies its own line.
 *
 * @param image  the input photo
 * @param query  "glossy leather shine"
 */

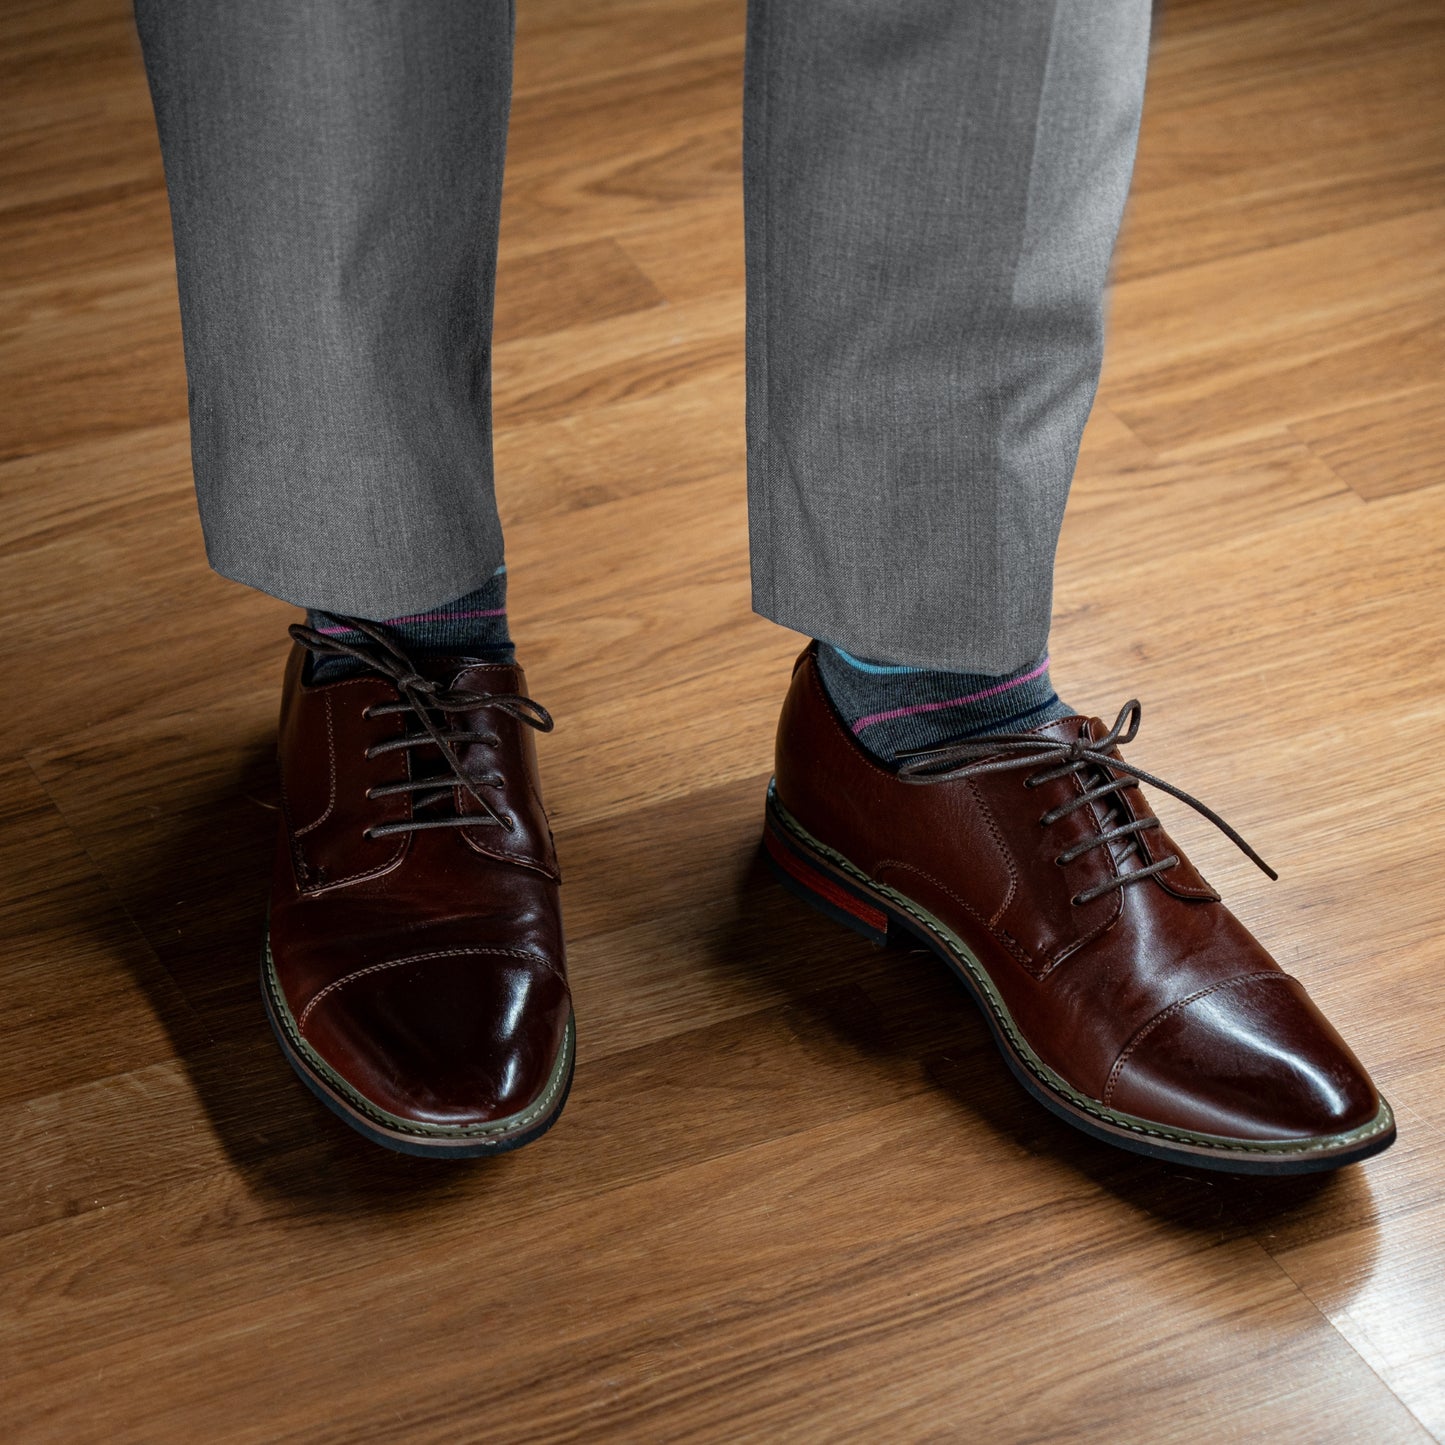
xmin=773 ymin=646 xmax=1386 ymax=1147
xmin=268 ymin=645 xmax=571 ymax=1137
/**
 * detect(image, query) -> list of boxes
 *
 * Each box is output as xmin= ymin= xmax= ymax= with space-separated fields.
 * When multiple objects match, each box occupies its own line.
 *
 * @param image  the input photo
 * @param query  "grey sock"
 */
xmin=816 ymin=642 xmax=1074 ymax=768
xmin=306 ymin=565 xmax=513 ymax=682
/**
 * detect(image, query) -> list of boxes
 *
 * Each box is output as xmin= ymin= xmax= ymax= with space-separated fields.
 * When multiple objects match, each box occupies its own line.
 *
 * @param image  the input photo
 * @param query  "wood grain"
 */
xmin=1292 ymin=385 xmax=1445 ymax=498
xmin=3 ymin=0 xmax=1444 ymax=1440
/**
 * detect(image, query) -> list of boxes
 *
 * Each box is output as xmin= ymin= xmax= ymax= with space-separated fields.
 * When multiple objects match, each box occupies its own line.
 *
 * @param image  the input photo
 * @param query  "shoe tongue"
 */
xmin=1017 ymin=713 xmax=1092 ymax=743
xmin=1067 ymin=717 xmax=1168 ymax=881
xmin=1009 ymin=710 xmax=1218 ymax=899
xmin=390 ymin=658 xmax=525 ymax=822
xmin=1027 ymin=710 xmax=1135 ymax=845
xmin=448 ymin=658 xmax=523 ymax=695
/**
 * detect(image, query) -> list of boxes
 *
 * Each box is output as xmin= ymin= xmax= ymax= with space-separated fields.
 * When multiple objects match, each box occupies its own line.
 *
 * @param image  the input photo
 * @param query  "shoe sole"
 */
xmin=261 ymin=934 xmax=575 ymax=1159
xmin=763 ymin=782 xmax=1396 ymax=1176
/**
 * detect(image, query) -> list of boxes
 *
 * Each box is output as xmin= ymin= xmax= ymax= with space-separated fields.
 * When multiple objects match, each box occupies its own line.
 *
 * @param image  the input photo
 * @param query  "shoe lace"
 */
xmin=290 ymin=615 xmax=554 ymax=838
xmin=894 ymin=699 xmax=1275 ymax=906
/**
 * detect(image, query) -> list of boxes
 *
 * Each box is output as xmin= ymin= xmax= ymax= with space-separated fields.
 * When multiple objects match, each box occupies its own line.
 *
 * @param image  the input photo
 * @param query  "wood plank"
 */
xmin=4 ymin=0 xmax=1445 ymax=1438
xmin=514 ymin=0 xmax=743 ymax=100
xmin=1121 ymin=0 xmax=1445 ymax=279
xmin=0 ymin=423 xmax=291 ymax=737
xmin=1067 ymin=432 xmax=1358 ymax=570
xmin=0 ymin=259 xmax=187 ymax=458
xmin=493 ymin=292 xmax=742 ymax=431
xmin=0 ymin=761 xmax=200 ymax=1107
xmin=495 ymin=239 xmax=665 ymax=343
xmin=1103 ymin=207 xmax=1445 ymax=454
xmin=2 ymin=1093 xmax=1427 ymax=1443
xmin=494 ymin=363 xmax=745 ymax=519
xmin=1265 ymin=1108 xmax=1445 ymax=1440
xmin=1292 ymin=386 xmax=1445 ymax=499
xmin=0 ymin=982 xmax=929 ymax=1242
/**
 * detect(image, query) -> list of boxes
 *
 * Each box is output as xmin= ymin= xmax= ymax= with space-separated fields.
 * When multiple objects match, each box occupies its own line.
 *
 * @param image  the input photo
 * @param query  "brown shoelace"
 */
xmin=290 ymin=616 xmax=553 ymax=838
xmin=895 ymin=700 xmax=1275 ymax=906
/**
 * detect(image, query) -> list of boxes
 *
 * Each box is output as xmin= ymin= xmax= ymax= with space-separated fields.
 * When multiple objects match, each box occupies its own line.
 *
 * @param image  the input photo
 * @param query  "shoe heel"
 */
xmin=763 ymin=809 xmax=892 ymax=947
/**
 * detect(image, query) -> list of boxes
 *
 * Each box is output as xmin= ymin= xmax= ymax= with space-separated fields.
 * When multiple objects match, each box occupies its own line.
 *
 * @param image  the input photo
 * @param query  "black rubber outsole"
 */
xmin=763 ymin=785 xmax=1396 ymax=1177
xmin=261 ymin=945 xmax=575 ymax=1160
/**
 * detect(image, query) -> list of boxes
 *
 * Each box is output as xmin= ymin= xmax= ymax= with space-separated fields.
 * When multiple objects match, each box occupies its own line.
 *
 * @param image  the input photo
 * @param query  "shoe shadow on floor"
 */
xmin=695 ymin=818 xmax=1381 ymax=1255
xmin=85 ymin=727 xmax=526 ymax=1214
xmin=86 ymin=728 xmax=1383 ymax=1260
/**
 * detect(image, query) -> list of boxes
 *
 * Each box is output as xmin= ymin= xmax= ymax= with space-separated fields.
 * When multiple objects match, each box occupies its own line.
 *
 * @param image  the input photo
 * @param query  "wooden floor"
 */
xmin=3 ymin=0 xmax=1444 ymax=1439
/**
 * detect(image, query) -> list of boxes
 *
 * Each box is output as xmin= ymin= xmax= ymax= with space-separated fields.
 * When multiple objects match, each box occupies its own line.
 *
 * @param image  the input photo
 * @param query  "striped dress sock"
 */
xmin=306 ymin=565 xmax=514 ymax=682
xmin=815 ymin=642 xmax=1075 ymax=768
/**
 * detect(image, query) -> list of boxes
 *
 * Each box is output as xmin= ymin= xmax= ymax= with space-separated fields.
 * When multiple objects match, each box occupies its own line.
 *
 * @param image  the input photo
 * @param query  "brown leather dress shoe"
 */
xmin=263 ymin=620 xmax=574 ymax=1157
xmin=766 ymin=646 xmax=1394 ymax=1174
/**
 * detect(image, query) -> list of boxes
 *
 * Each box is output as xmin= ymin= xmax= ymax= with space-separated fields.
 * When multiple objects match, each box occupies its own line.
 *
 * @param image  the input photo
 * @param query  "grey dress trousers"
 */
xmin=134 ymin=0 xmax=1150 ymax=673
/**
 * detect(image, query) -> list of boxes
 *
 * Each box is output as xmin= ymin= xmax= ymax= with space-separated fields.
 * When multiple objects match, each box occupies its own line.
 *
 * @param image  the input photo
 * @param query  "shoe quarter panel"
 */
xmin=963 ymin=763 xmax=1125 ymax=979
xmin=775 ymin=660 xmax=1016 ymax=922
xmin=276 ymin=651 xmax=411 ymax=893
xmin=870 ymin=775 xmax=1023 ymax=963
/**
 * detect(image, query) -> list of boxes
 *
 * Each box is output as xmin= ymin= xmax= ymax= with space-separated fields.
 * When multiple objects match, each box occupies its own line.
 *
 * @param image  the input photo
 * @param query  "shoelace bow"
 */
xmin=894 ymin=699 xmax=1275 ymax=905
xmin=290 ymin=615 xmax=553 ymax=838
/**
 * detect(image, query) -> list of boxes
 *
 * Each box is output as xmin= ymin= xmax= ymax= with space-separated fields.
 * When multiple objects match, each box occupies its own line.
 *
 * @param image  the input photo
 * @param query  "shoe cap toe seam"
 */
xmin=1102 ymin=969 xmax=1294 ymax=1107
xmin=296 ymin=944 xmax=564 ymax=1033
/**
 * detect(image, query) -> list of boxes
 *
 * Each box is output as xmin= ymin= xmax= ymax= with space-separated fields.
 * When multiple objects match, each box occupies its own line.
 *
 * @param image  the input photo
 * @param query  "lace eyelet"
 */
xmin=361 ymin=705 xmax=375 ymax=720
xmin=501 ymin=815 xmax=516 ymax=831
xmin=1054 ymin=855 xmax=1068 ymax=867
xmin=362 ymin=826 xmax=376 ymax=841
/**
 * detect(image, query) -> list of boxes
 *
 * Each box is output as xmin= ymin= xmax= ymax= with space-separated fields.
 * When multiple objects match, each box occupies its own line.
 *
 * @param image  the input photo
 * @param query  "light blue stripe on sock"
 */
xmin=831 ymin=646 xmax=923 ymax=676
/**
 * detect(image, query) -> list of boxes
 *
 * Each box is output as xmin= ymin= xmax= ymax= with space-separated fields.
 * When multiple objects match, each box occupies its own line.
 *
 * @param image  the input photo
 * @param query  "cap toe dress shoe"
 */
xmin=766 ymin=645 xmax=1394 ymax=1174
xmin=263 ymin=624 xmax=573 ymax=1157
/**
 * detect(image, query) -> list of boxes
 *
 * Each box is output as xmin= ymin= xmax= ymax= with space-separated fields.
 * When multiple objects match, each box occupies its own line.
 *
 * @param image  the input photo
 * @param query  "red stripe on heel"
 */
xmin=763 ymin=818 xmax=890 ymax=943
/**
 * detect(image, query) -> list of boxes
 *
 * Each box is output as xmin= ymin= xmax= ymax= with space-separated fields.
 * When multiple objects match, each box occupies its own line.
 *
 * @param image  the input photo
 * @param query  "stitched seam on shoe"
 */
xmin=805 ymin=661 xmax=1029 ymax=965
xmin=460 ymin=827 xmax=559 ymax=878
xmin=268 ymin=939 xmax=573 ymax=1141
xmin=805 ymin=663 xmax=901 ymax=786
xmin=874 ymin=858 xmax=1034 ymax=972
xmin=767 ymin=787 xmax=1393 ymax=1157
xmin=284 ymin=675 xmax=381 ymax=834
xmin=967 ymin=778 xmax=1018 ymax=927
xmin=809 ymin=658 xmax=1116 ymax=980
xmin=292 ymin=693 xmax=337 ymax=838
xmin=1101 ymin=971 xmax=1289 ymax=1106
xmin=1040 ymin=760 xmax=1124 ymax=975
xmin=297 ymin=945 xmax=558 ymax=1032
xmin=299 ymin=839 xmax=409 ymax=896
xmin=283 ymin=678 xmax=408 ymax=893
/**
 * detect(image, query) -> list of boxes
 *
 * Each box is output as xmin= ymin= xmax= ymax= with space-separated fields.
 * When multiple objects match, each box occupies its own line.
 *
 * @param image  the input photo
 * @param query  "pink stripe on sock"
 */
xmin=850 ymin=656 xmax=1051 ymax=735
xmin=316 ymin=606 xmax=507 ymax=636
xmin=387 ymin=606 xmax=508 ymax=625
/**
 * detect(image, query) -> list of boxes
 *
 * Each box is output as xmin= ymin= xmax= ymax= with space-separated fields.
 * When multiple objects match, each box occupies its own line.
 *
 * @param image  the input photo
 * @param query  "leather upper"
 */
xmin=773 ymin=646 xmax=1381 ymax=1141
xmin=268 ymin=645 xmax=570 ymax=1129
